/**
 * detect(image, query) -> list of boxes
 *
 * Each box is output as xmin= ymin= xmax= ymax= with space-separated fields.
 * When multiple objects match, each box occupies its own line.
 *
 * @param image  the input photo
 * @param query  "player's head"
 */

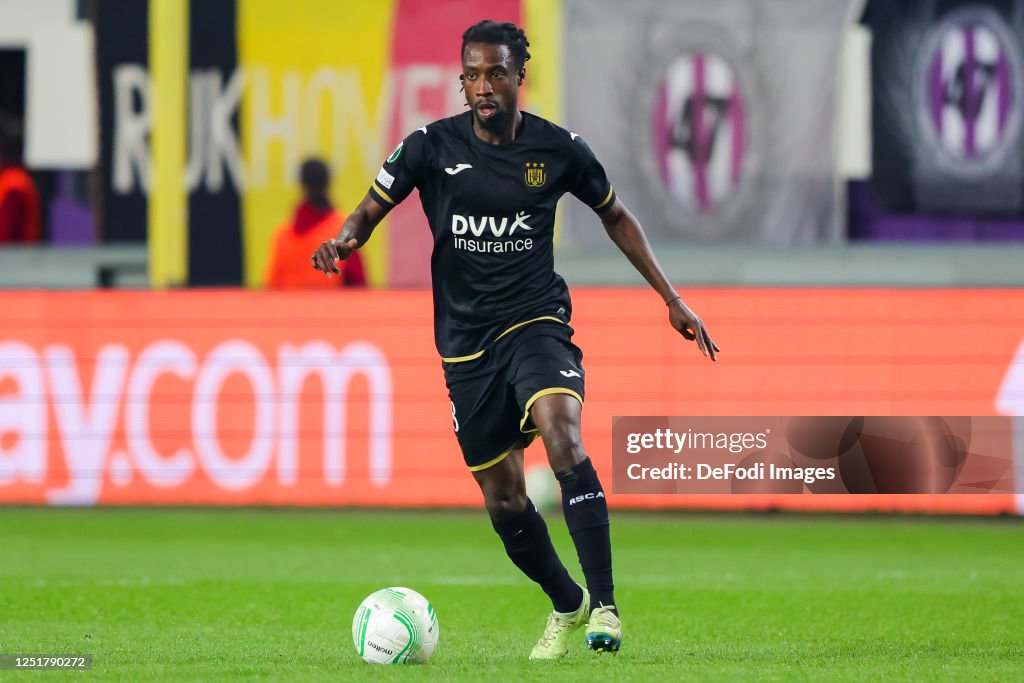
xmin=299 ymin=157 xmax=330 ymax=203
xmin=460 ymin=20 xmax=530 ymax=132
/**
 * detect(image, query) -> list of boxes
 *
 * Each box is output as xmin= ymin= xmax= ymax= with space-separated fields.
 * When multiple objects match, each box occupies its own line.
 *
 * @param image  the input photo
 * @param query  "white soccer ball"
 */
xmin=352 ymin=587 xmax=439 ymax=664
xmin=525 ymin=464 xmax=560 ymax=512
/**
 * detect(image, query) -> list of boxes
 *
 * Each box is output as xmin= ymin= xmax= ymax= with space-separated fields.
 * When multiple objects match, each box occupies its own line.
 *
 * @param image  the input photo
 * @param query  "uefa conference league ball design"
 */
xmin=352 ymin=587 xmax=439 ymax=664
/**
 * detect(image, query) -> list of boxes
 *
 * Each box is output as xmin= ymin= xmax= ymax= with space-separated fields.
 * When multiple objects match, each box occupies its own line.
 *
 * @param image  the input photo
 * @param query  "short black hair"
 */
xmin=299 ymin=157 xmax=330 ymax=191
xmin=461 ymin=20 xmax=531 ymax=70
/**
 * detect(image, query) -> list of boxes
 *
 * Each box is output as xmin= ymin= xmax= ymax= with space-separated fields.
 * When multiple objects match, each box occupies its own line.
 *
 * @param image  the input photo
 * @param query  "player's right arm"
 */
xmin=311 ymin=129 xmax=429 ymax=276
xmin=310 ymin=193 xmax=389 ymax=276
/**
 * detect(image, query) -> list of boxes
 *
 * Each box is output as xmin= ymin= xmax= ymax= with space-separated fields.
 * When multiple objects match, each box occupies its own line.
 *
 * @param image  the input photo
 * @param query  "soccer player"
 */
xmin=312 ymin=20 xmax=718 ymax=659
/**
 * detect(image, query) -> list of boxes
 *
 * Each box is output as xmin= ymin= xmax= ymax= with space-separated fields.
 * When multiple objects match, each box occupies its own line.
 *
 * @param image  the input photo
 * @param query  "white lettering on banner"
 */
xmin=193 ymin=340 xmax=276 ymax=492
xmin=210 ymin=69 xmax=247 ymax=192
xmin=304 ymin=67 xmax=341 ymax=166
xmin=278 ymin=341 xmax=392 ymax=487
xmin=185 ymin=71 xmax=205 ymax=191
xmin=185 ymin=68 xmax=246 ymax=193
xmin=44 ymin=345 xmax=129 ymax=505
xmin=298 ymin=67 xmax=390 ymax=187
xmin=106 ymin=59 xmax=494 ymax=193
xmin=0 ymin=339 xmax=394 ymax=503
xmin=126 ymin=341 xmax=196 ymax=489
xmin=111 ymin=65 xmax=394 ymax=194
xmin=248 ymin=68 xmax=301 ymax=190
xmin=112 ymin=64 xmax=151 ymax=194
xmin=0 ymin=342 xmax=46 ymax=485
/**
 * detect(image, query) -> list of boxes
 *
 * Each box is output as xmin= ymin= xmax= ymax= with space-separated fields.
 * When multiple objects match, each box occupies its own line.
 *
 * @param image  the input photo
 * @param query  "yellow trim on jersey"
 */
xmin=467 ymin=442 xmax=518 ymax=472
xmin=593 ymin=185 xmax=615 ymax=210
xmin=442 ymin=317 xmax=566 ymax=364
xmin=372 ymin=183 xmax=396 ymax=205
xmin=441 ymin=349 xmax=486 ymax=363
xmin=519 ymin=388 xmax=584 ymax=433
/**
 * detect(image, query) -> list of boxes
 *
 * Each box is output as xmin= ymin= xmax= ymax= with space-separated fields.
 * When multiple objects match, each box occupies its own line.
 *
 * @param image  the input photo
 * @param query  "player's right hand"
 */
xmin=311 ymin=238 xmax=358 ymax=276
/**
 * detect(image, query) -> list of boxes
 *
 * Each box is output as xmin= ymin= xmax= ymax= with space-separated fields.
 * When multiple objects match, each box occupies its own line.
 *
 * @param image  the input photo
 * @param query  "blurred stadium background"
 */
xmin=1 ymin=0 xmax=1020 ymax=513
xmin=0 ymin=0 xmax=1022 ymax=678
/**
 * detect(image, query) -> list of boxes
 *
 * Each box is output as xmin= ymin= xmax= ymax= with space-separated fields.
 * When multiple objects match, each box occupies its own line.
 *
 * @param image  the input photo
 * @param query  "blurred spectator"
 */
xmin=0 ymin=115 xmax=40 ymax=244
xmin=265 ymin=158 xmax=366 ymax=288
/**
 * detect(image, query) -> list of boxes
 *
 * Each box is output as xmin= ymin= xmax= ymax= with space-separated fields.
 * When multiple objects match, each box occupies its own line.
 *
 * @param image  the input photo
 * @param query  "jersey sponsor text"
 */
xmin=450 ymin=211 xmax=536 ymax=253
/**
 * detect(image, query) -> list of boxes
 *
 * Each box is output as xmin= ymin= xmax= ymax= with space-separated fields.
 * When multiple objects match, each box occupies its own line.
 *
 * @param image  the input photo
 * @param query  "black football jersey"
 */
xmin=368 ymin=111 xmax=616 ymax=362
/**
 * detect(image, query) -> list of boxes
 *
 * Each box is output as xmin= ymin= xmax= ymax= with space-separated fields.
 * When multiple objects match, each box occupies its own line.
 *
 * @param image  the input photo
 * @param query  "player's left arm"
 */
xmin=599 ymin=199 xmax=719 ymax=361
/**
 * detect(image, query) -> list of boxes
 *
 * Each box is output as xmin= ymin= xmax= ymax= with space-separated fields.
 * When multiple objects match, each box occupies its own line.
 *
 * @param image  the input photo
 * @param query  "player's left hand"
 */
xmin=668 ymin=299 xmax=719 ymax=361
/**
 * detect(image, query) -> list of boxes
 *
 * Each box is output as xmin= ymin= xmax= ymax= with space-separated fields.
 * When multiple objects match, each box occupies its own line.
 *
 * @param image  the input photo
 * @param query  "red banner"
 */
xmin=0 ymin=289 xmax=1021 ymax=513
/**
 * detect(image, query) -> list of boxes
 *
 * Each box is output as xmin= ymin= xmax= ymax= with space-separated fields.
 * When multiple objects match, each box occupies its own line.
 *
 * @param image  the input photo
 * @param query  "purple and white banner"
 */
xmin=561 ymin=0 xmax=848 ymax=244
xmin=864 ymin=1 xmax=1024 ymax=214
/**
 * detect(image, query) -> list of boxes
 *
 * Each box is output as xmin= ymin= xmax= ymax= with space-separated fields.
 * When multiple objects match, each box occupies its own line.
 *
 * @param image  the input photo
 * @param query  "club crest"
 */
xmin=524 ymin=162 xmax=546 ymax=187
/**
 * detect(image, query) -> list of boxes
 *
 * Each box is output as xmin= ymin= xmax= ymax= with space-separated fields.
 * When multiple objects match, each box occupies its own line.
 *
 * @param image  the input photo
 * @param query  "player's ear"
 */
xmin=458 ymin=73 xmax=465 ymax=93
xmin=518 ymin=67 xmax=526 ymax=85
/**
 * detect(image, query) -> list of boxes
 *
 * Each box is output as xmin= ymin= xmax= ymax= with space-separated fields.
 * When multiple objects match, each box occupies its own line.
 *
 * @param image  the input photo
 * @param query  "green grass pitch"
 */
xmin=1 ymin=508 xmax=1021 ymax=681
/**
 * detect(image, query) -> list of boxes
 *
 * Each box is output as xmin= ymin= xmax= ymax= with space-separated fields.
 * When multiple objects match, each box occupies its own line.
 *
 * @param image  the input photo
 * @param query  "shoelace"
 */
xmin=537 ymin=613 xmax=573 ymax=648
xmin=590 ymin=607 xmax=619 ymax=630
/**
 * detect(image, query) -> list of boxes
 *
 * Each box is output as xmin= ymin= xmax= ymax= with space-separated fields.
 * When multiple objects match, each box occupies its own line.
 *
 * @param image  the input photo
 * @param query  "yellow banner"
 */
xmin=238 ymin=0 xmax=396 ymax=287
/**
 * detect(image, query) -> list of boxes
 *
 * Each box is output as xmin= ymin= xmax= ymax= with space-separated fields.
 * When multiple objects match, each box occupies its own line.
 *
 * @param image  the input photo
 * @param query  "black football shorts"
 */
xmin=442 ymin=321 xmax=586 ymax=470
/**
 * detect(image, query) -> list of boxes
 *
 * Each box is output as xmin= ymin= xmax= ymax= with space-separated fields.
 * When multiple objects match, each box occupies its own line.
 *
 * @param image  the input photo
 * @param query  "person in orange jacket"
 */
xmin=265 ymin=158 xmax=366 ymax=288
xmin=0 ymin=116 xmax=41 ymax=244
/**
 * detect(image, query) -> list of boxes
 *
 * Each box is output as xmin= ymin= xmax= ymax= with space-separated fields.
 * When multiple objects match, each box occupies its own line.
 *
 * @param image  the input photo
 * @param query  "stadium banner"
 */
xmin=0 ymin=288 xmax=1021 ymax=514
xmin=862 ymin=0 xmax=1024 ymax=215
xmin=99 ymin=0 xmax=534 ymax=286
xmin=236 ymin=0 xmax=396 ymax=288
xmin=560 ymin=0 xmax=847 ymax=245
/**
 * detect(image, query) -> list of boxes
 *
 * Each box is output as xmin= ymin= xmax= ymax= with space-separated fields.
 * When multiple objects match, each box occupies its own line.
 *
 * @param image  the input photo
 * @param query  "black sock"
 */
xmin=556 ymin=458 xmax=617 ymax=615
xmin=491 ymin=499 xmax=584 ymax=613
